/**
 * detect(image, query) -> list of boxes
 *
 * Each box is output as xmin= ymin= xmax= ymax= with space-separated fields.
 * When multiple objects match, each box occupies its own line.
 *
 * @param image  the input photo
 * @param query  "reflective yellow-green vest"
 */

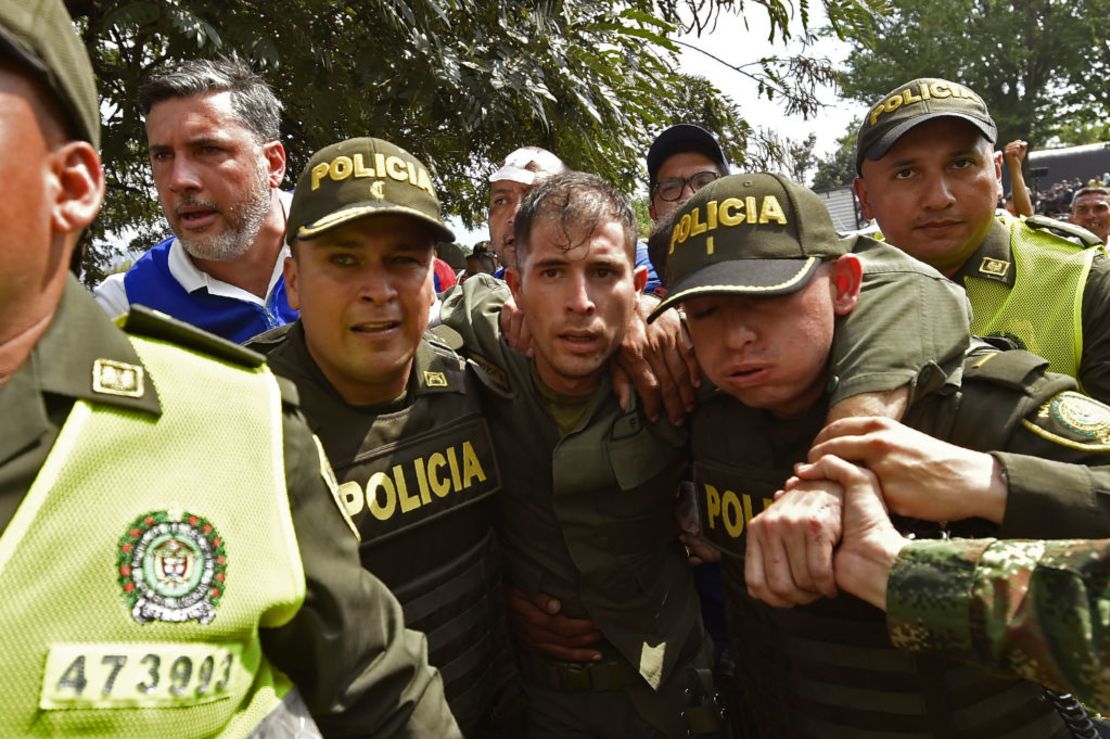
xmin=0 ymin=332 xmax=306 ymax=737
xmin=963 ymin=217 xmax=1098 ymax=381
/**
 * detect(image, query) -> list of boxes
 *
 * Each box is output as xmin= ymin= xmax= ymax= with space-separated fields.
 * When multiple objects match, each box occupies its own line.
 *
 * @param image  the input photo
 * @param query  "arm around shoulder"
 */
xmin=438 ymin=273 xmax=512 ymax=363
xmin=829 ymin=239 xmax=971 ymax=405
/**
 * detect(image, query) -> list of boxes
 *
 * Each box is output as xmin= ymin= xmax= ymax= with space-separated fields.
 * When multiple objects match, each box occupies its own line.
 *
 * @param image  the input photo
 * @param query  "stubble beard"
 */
xmin=177 ymin=159 xmax=273 ymax=262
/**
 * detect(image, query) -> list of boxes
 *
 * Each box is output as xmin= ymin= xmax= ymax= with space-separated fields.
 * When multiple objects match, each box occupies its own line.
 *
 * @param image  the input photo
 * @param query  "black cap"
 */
xmin=647 ymin=124 xmax=730 ymax=193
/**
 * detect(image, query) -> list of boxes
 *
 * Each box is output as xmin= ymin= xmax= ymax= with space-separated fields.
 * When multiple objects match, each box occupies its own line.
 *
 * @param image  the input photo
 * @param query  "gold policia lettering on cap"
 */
xmin=310 ymin=152 xmax=436 ymax=196
xmin=867 ymin=81 xmax=983 ymax=126
xmin=669 ymin=195 xmax=787 ymax=254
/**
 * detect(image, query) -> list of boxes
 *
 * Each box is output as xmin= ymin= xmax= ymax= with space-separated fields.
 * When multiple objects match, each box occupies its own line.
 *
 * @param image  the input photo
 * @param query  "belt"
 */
xmin=518 ymin=652 xmax=643 ymax=692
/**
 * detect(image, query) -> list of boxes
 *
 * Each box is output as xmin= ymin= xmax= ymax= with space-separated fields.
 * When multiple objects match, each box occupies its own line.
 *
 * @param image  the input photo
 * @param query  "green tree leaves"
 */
xmin=68 ymin=0 xmax=879 ymax=281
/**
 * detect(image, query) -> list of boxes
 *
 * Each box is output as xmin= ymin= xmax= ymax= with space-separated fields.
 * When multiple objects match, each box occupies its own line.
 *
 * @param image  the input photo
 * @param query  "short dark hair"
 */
xmin=139 ymin=57 xmax=282 ymax=142
xmin=513 ymin=172 xmax=637 ymax=267
xmin=467 ymin=251 xmax=496 ymax=273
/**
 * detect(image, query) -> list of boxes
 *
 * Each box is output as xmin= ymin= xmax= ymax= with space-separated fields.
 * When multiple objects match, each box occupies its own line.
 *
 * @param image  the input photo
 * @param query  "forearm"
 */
xmin=438 ymin=274 xmax=511 ymax=360
xmin=887 ymin=537 xmax=1110 ymax=715
xmin=1009 ymin=169 xmax=1034 ymax=217
xmin=994 ymin=452 xmax=1110 ymax=538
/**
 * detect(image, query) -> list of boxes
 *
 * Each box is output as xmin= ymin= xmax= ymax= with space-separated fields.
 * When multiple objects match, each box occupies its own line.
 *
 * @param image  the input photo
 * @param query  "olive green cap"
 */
xmin=856 ymin=77 xmax=995 ymax=174
xmin=647 ymin=173 xmax=846 ymax=322
xmin=0 ymin=0 xmax=100 ymax=147
xmin=287 ymin=137 xmax=455 ymax=245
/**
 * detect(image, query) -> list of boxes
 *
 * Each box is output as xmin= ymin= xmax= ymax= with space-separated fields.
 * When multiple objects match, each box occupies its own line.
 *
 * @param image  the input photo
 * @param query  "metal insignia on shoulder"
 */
xmin=117 ymin=510 xmax=226 ymax=625
xmin=978 ymin=256 xmax=1011 ymax=278
xmin=423 ymin=370 xmax=448 ymax=387
xmin=1051 ymin=391 xmax=1110 ymax=440
xmin=92 ymin=359 xmax=144 ymax=398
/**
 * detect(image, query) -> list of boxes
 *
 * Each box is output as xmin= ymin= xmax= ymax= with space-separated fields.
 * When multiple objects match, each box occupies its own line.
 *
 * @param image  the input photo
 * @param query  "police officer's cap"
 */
xmin=647 ymin=173 xmax=847 ymax=322
xmin=287 ymin=137 xmax=455 ymax=245
xmin=856 ymin=77 xmax=996 ymax=175
xmin=0 ymin=0 xmax=100 ymax=147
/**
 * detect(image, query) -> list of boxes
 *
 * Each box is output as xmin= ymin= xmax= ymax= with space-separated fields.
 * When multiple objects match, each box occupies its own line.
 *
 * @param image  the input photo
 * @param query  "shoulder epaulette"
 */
xmin=121 ymin=305 xmax=265 ymax=368
xmin=1024 ymin=215 xmax=1105 ymax=248
xmin=244 ymin=323 xmax=293 ymax=353
xmin=963 ymin=348 xmax=1049 ymax=391
xmin=427 ymin=324 xmax=465 ymax=354
xmin=466 ymin=354 xmax=513 ymax=397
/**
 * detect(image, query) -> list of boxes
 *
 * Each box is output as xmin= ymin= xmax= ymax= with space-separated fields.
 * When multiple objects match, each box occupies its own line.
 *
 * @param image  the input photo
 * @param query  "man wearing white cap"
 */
xmin=487 ymin=146 xmax=568 ymax=277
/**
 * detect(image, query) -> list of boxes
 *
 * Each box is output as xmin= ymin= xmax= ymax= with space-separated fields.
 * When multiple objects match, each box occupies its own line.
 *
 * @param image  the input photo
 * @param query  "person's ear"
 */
xmin=49 ymin=141 xmax=104 ymax=234
xmin=263 ymin=140 xmax=287 ymax=188
xmin=829 ymin=254 xmax=863 ymax=315
xmin=283 ymin=252 xmax=301 ymax=311
xmin=852 ymin=177 xmax=874 ymax=220
xmin=633 ymin=265 xmax=648 ymax=293
xmin=506 ymin=265 xmax=523 ymax=303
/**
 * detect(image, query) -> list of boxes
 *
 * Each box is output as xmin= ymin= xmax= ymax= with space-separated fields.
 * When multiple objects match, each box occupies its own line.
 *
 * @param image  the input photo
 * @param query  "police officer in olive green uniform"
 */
xmin=246 ymin=137 xmax=520 ymax=736
xmin=0 ymin=2 xmax=458 ymax=736
xmin=651 ymin=172 xmax=1110 ymax=738
xmin=853 ymin=77 xmax=1110 ymax=401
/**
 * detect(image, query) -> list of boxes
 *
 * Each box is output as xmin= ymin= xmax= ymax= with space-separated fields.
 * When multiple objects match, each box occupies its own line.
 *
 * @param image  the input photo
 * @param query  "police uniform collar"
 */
xmin=33 ymin=276 xmax=162 ymax=415
xmin=951 ymin=217 xmax=1014 ymax=287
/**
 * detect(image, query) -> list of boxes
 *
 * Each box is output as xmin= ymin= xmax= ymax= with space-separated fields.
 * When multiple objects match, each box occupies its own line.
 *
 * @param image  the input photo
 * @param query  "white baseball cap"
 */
xmin=489 ymin=146 xmax=567 ymax=185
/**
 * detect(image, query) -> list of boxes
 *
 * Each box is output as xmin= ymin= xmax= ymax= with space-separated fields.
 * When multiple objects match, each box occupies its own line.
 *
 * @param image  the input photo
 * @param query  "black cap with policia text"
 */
xmin=287 ymin=137 xmax=455 ymax=245
xmin=855 ymin=77 xmax=996 ymax=174
xmin=647 ymin=173 xmax=847 ymax=322
xmin=0 ymin=0 xmax=100 ymax=147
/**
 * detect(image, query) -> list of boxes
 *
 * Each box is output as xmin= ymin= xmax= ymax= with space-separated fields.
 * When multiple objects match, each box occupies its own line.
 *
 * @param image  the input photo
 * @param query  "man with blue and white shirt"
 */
xmin=94 ymin=58 xmax=296 ymax=343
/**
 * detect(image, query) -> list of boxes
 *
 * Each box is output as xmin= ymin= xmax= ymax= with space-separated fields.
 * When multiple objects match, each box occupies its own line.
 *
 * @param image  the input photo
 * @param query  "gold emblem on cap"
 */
xmin=92 ymin=359 xmax=144 ymax=398
xmin=369 ymin=180 xmax=385 ymax=200
xmin=978 ymin=257 xmax=1010 ymax=278
xmin=423 ymin=371 xmax=448 ymax=387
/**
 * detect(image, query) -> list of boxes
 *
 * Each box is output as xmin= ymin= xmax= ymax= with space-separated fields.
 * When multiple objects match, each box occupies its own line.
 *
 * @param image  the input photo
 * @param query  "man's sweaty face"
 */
xmin=509 ymin=218 xmax=641 ymax=397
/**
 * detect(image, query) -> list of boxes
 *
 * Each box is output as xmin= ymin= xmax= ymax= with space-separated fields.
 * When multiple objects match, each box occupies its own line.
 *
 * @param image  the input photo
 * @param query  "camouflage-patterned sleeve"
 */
xmin=887 ymin=537 xmax=1110 ymax=715
xmin=830 ymin=237 xmax=972 ymax=404
xmin=260 ymin=409 xmax=462 ymax=738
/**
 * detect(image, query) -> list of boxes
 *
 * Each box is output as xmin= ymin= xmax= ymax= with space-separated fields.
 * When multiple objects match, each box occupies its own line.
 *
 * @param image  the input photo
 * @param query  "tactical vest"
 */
xmin=484 ymin=350 xmax=703 ymax=696
xmin=693 ymin=359 xmax=1071 ymax=739
xmin=125 ymin=237 xmax=297 ymax=344
xmin=262 ymin=328 xmax=512 ymax=735
xmin=0 ymin=332 xmax=306 ymax=737
xmin=963 ymin=217 xmax=1097 ymax=382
